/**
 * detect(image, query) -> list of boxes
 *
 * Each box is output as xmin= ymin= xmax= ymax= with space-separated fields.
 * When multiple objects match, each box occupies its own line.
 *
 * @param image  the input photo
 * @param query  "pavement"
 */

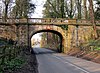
xmin=33 ymin=47 xmax=100 ymax=73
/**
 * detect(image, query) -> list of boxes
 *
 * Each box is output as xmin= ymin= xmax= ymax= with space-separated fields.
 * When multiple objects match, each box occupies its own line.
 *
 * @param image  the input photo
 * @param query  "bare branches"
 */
xmin=47 ymin=0 xmax=60 ymax=17
xmin=65 ymin=0 xmax=77 ymax=18
xmin=88 ymin=0 xmax=98 ymax=39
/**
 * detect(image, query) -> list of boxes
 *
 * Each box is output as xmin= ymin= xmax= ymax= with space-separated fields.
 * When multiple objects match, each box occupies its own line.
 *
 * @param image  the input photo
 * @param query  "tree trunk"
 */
xmin=84 ymin=0 xmax=87 ymax=19
xmin=61 ymin=0 xmax=65 ymax=18
xmin=88 ymin=0 xmax=98 ymax=39
xmin=4 ymin=4 xmax=9 ymax=22
xmin=77 ymin=0 xmax=82 ymax=19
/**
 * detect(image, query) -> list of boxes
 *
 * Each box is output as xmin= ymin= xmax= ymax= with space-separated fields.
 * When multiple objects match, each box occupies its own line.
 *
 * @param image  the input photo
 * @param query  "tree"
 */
xmin=60 ymin=0 xmax=65 ymax=18
xmin=65 ymin=0 xmax=76 ymax=18
xmin=95 ymin=0 xmax=100 ymax=19
xmin=76 ymin=0 xmax=82 ymax=19
xmin=0 ymin=3 xmax=2 ymax=18
xmin=88 ymin=0 xmax=98 ymax=39
xmin=84 ymin=0 xmax=88 ymax=19
xmin=44 ymin=0 xmax=68 ymax=18
xmin=43 ymin=0 xmax=76 ymax=18
xmin=2 ymin=0 xmax=13 ymax=21
xmin=11 ymin=0 xmax=35 ymax=18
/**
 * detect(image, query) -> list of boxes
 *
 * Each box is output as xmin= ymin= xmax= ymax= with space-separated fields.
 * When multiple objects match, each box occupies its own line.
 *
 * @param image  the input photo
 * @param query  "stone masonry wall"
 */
xmin=67 ymin=25 xmax=100 ymax=50
xmin=0 ymin=25 xmax=16 ymax=40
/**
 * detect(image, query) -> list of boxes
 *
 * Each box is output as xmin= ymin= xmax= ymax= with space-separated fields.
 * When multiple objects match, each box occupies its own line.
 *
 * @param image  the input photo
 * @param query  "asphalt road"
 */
xmin=33 ymin=47 xmax=100 ymax=73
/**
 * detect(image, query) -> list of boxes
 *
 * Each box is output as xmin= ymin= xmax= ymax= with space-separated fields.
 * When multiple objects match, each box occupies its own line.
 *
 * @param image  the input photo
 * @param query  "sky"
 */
xmin=31 ymin=0 xmax=46 ymax=18
xmin=31 ymin=33 xmax=42 ymax=41
xmin=31 ymin=0 xmax=46 ymax=41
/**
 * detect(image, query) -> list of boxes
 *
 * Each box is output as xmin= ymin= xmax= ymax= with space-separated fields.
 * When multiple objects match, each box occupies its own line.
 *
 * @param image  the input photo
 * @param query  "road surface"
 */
xmin=33 ymin=47 xmax=100 ymax=73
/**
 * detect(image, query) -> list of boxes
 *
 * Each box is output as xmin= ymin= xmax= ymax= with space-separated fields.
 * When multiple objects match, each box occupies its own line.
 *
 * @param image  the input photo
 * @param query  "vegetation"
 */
xmin=0 ymin=37 xmax=24 ymax=73
xmin=95 ymin=0 xmax=100 ymax=19
xmin=43 ymin=0 xmax=100 ymax=19
xmin=95 ymin=47 xmax=100 ymax=50
xmin=0 ymin=0 xmax=37 ymax=73
xmin=0 ymin=0 xmax=35 ymax=18
xmin=89 ymin=38 xmax=100 ymax=51
xmin=0 ymin=0 xmax=36 ymax=72
xmin=41 ymin=32 xmax=61 ymax=52
xmin=0 ymin=57 xmax=25 ymax=73
xmin=11 ymin=0 xmax=35 ymax=18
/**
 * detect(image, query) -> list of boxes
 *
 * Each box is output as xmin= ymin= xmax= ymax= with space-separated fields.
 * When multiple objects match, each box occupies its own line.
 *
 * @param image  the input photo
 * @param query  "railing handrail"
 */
xmin=0 ymin=18 xmax=100 ymax=26
xmin=0 ymin=18 xmax=100 ymax=20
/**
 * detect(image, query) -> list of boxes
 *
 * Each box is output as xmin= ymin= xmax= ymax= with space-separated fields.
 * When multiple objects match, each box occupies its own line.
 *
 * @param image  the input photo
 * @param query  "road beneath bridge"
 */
xmin=33 ymin=47 xmax=100 ymax=73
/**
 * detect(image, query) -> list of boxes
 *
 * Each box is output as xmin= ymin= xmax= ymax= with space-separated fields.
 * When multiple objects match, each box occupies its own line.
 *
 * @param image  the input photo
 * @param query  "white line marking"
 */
xmin=53 ymin=55 xmax=90 ymax=73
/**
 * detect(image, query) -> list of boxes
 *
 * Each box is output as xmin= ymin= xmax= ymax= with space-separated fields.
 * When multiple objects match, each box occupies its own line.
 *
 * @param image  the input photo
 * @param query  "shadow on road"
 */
xmin=34 ymin=51 xmax=57 ymax=55
xmin=32 ymin=48 xmax=58 ymax=55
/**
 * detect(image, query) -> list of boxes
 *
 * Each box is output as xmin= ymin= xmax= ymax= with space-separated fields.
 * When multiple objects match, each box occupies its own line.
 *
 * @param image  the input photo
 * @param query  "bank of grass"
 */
xmin=88 ymin=38 xmax=100 ymax=51
xmin=95 ymin=47 xmax=100 ymax=50
xmin=0 ymin=47 xmax=38 ymax=73
xmin=0 ymin=38 xmax=26 ymax=73
xmin=68 ymin=38 xmax=100 ymax=64
xmin=0 ymin=38 xmax=38 ymax=73
xmin=0 ymin=45 xmax=25 ymax=73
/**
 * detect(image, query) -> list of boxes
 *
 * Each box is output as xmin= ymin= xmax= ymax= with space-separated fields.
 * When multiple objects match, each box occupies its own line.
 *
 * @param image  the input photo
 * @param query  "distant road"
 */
xmin=32 ymin=44 xmax=40 ymax=48
xmin=33 ymin=48 xmax=100 ymax=73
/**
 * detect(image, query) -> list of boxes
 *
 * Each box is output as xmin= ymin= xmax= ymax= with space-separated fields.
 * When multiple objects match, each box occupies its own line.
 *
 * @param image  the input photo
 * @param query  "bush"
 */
xmin=0 ymin=57 xmax=25 ymax=73
xmin=95 ymin=47 xmax=100 ymax=50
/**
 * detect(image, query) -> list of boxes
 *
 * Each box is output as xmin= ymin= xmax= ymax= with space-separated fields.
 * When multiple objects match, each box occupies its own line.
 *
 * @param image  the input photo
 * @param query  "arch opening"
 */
xmin=30 ymin=30 xmax=63 ymax=53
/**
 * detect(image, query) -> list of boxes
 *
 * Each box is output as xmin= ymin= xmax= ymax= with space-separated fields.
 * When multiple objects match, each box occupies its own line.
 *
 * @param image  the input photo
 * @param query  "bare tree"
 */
xmin=65 ymin=0 xmax=77 ymax=18
xmin=88 ymin=0 xmax=98 ymax=39
xmin=84 ymin=0 xmax=87 ymax=19
xmin=76 ymin=0 xmax=82 ymax=19
xmin=2 ymin=0 xmax=10 ymax=20
xmin=11 ymin=0 xmax=35 ymax=18
xmin=0 ymin=3 xmax=2 ymax=18
xmin=2 ymin=0 xmax=13 ymax=21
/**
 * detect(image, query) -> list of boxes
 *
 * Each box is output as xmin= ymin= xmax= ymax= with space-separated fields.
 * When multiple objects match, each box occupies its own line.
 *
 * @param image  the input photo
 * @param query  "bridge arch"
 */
xmin=30 ymin=30 xmax=63 ymax=52
xmin=29 ymin=25 xmax=67 ymax=53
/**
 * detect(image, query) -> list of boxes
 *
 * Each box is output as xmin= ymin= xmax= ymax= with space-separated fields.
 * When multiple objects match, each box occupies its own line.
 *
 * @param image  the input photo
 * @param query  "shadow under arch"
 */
xmin=30 ymin=30 xmax=63 ymax=53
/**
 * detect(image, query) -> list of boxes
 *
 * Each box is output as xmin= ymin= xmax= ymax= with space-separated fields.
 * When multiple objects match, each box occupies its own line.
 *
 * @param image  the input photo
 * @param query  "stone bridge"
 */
xmin=0 ymin=18 xmax=100 ymax=53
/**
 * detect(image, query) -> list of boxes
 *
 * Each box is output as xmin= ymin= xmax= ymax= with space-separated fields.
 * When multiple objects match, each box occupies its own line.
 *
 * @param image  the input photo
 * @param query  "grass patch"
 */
xmin=95 ymin=47 xmax=100 ymax=50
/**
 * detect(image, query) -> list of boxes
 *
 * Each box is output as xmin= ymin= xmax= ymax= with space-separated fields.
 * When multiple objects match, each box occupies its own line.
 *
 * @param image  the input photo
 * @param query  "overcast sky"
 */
xmin=31 ymin=0 xmax=46 ymax=18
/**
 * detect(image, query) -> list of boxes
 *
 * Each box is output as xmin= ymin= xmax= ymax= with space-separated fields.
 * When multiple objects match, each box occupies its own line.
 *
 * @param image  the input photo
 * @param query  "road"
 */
xmin=33 ymin=47 xmax=100 ymax=73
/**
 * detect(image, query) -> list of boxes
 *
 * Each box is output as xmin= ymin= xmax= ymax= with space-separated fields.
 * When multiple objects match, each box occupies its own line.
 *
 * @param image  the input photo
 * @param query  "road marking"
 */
xmin=64 ymin=62 xmax=90 ymax=73
xmin=53 ymin=55 xmax=90 ymax=73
